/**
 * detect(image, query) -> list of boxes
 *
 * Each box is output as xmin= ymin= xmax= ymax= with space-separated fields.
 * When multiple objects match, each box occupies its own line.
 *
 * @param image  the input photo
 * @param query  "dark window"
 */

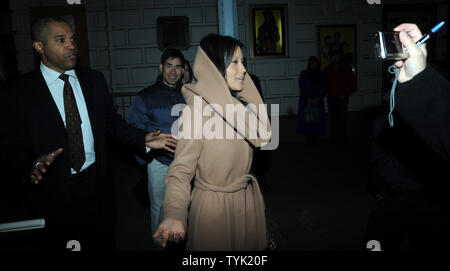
xmin=157 ymin=16 xmax=190 ymax=51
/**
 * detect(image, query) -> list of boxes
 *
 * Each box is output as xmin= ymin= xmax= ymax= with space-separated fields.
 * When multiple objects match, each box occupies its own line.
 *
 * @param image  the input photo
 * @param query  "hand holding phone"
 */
xmin=374 ymin=22 xmax=445 ymax=82
xmin=374 ymin=21 xmax=444 ymax=61
xmin=392 ymin=24 xmax=428 ymax=83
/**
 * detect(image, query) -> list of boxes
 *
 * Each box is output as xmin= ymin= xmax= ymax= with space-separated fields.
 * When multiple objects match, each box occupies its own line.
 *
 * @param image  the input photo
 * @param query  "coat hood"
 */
xmin=181 ymin=47 xmax=271 ymax=147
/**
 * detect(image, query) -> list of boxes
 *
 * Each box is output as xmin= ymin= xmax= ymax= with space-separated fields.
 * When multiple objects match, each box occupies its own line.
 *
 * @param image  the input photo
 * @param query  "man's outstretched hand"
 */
xmin=145 ymin=130 xmax=177 ymax=153
xmin=30 ymin=148 xmax=63 ymax=184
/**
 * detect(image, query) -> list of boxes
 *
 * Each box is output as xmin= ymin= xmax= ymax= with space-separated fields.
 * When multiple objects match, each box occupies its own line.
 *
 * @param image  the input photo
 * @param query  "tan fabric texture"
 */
xmin=162 ymin=47 xmax=271 ymax=251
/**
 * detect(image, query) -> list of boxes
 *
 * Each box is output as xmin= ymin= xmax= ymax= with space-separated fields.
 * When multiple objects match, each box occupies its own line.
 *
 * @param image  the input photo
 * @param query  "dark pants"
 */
xmin=364 ymin=196 xmax=450 ymax=251
xmin=327 ymin=95 xmax=349 ymax=141
xmin=9 ymin=164 xmax=116 ymax=251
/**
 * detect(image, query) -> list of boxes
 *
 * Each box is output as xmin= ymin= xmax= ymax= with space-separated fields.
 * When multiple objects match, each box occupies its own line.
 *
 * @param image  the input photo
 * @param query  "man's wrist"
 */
xmin=399 ymin=65 xmax=429 ymax=88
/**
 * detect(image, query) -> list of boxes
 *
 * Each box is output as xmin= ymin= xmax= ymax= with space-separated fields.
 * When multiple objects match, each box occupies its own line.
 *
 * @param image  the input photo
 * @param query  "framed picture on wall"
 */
xmin=318 ymin=25 xmax=356 ymax=74
xmin=249 ymin=4 xmax=288 ymax=58
xmin=29 ymin=5 xmax=90 ymax=68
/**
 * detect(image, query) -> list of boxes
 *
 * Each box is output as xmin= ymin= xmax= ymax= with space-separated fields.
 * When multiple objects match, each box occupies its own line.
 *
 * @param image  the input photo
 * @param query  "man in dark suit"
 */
xmin=0 ymin=16 xmax=177 ymax=251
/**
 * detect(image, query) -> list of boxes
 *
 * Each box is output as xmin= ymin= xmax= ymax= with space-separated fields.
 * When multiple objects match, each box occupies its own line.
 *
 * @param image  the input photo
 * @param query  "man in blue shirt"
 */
xmin=128 ymin=48 xmax=186 ymax=246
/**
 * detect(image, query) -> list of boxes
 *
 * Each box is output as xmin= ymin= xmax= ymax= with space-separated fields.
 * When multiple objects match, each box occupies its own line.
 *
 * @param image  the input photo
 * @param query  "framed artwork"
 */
xmin=249 ymin=4 xmax=288 ymax=58
xmin=29 ymin=5 xmax=90 ymax=68
xmin=318 ymin=25 xmax=356 ymax=74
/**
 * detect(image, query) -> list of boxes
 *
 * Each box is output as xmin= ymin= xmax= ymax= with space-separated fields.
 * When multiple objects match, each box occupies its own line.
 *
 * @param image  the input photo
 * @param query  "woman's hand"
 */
xmin=153 ymin=219 xmax=185 ymax=247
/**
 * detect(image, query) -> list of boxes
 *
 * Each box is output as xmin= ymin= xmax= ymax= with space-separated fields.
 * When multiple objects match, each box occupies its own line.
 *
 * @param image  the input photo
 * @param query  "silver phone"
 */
xmin=373 ymin=31 xmax=409 ymax=60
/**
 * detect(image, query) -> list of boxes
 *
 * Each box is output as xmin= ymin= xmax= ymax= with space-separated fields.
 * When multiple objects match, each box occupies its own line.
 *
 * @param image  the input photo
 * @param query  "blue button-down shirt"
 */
xmin=128 ymin=76 xmax=185 ymax=166
xmin=40 ymin=62 xmax=95 ymax=174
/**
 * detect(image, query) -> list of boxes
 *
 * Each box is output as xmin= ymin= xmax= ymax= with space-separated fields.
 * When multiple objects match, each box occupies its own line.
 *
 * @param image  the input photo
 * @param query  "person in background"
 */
xmin=297 ymin=56 xmax=326 ymax=144
xmin=324 ymin=51 xmax=356 ymax=143
xmin=182 ymin=60 xmax=194 ymax=84
xmin=127 ymin=48 xmax=186 ymax=247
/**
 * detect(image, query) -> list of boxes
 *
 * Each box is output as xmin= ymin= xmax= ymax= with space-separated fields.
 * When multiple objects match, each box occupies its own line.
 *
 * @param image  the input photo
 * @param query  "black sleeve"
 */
xmin=0 ymin=88 xmax=36 ymax=183
xmin=97 ymin=72 xmax=147 ymax=156
xmin=394 ymin=66 xmax=450 ymax=160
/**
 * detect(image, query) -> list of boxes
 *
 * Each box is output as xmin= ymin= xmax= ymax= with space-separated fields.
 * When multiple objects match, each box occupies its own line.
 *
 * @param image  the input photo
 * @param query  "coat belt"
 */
xmin=194 ymin=174 xmax=259 ymax=193
xmin=193 ymin=174 xmax=267 ymax=249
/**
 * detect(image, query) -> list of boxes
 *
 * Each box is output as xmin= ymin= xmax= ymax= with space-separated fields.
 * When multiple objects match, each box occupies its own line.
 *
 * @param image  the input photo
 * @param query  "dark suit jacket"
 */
xmin=1 ymin=67 xmax=146 ymax=224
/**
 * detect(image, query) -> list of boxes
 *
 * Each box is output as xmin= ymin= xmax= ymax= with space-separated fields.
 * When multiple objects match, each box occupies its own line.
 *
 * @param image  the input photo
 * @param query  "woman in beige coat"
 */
xmin=153 ymin=34 xmax=271 ymax=251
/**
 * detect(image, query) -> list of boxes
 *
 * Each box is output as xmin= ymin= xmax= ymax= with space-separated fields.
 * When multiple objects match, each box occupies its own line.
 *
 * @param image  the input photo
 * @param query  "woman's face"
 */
xmin=225 ymin=46 xmax=246 ymax=91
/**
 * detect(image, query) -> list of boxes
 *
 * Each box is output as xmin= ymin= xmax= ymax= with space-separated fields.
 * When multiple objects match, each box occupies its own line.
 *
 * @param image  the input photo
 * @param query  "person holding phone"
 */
xmin=391 ymin=23 xmax=450 ymax=159
xmin=364 ymin=23 xmax=449 ymax=251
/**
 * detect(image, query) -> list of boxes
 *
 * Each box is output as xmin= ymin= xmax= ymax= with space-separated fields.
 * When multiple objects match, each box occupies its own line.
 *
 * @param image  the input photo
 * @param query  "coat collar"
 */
xmin=182 ymin=47 xmax=271 ymax=147
xmin=39 ymin=61 xmax=78 ymax=86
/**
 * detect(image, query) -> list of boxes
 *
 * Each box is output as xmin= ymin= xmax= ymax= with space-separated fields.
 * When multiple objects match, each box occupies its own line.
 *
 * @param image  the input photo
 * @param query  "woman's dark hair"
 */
xmin=200 ymin=34 xmax=244 ymax=78
xmin=183 ymin=60 xmax=194 ymax=83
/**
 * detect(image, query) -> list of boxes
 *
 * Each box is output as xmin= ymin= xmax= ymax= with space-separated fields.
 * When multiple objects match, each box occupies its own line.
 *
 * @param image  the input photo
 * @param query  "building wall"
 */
xmin=85 ymin=0 xmax=218 ymax=117
xmin=238 ymin=0 xmax=383 ymax=116
xmin=8 ymin=0 xmax=448 ymax=118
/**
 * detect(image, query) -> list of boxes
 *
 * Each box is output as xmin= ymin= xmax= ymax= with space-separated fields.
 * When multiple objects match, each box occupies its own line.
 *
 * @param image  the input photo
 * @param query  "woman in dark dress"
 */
xmin=297 ymin=56 xmax=326 ymax=143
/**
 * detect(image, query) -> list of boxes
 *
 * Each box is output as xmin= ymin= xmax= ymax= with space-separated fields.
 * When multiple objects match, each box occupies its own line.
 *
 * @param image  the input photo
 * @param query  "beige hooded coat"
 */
xmin=162 ymin=47 xmax=271 ymax=251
